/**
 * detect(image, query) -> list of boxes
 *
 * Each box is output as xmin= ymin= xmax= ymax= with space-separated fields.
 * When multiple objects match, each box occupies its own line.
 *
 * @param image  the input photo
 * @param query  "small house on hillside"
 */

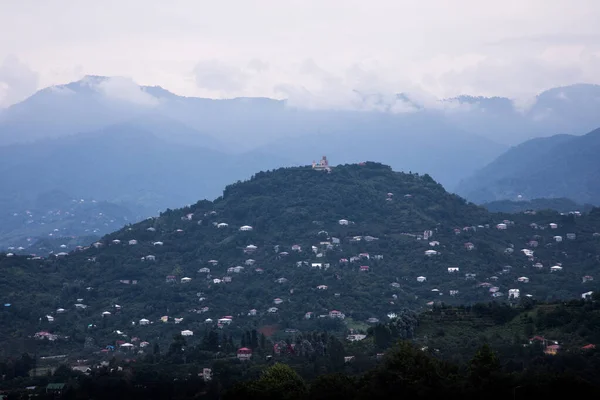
xmin=237 ymin=347 xmax=252 ymax=360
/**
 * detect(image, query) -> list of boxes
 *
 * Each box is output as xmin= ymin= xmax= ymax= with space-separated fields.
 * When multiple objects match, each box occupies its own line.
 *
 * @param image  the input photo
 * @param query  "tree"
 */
xmin=469 ymin=343 xmax=501 ymax=387
xmin=309 ymin=373 xmax=356 ymax=400
xmin=327 ymin=335 xmax=346 ymax=372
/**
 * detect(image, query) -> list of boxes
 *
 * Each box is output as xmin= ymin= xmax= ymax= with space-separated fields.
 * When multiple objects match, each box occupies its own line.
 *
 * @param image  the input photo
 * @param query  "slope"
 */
xmin=1 ymin=162 xmax=600 ymax=358
xmin=456 ymin=128 xmax=600 ymax=204
xmin=0 ymin=124 xmax=286 ymax=218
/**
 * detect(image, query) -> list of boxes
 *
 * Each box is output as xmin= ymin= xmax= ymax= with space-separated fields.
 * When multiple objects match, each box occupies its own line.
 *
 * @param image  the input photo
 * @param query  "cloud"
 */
xmin=0 ymin=55 xmax=39 ymax=107
xmin=247 ymin=59 xmax=269 ymax=73
xmin=274 ymin=59 xmax=469 ymax=114
xmin=193 ymin=60 xmax=249 ymax=93
xmin=94 ymin=76 xmax=159 ymax=107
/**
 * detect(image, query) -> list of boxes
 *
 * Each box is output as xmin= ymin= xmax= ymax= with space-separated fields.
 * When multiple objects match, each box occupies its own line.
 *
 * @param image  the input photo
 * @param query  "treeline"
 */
xmin=6 ymin=341 xmax=599 ymax=400
xmin=224 ymin=342 xmax=600 ymax=400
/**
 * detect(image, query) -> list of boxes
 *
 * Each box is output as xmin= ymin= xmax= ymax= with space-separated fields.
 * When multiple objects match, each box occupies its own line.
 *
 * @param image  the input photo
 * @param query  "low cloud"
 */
xmin=94 ymin=76 xmax=159 ymax=107
xmin=0 ymin=55 xmax=39 ymax=107
xmin=193 ymin=60 xmax=249 ymax=93
xmin=275 ymin=59 xmax=468 ymax=114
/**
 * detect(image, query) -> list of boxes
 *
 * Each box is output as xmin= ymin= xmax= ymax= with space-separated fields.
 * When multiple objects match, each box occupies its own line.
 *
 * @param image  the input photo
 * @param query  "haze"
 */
xmin=2 ymin=0 xmax=600 ymax=108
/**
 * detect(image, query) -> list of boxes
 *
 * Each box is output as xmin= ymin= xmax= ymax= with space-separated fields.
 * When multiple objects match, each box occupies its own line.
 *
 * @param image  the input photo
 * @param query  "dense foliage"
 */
xmin=1 ymin=162 xmax=599 ymax=362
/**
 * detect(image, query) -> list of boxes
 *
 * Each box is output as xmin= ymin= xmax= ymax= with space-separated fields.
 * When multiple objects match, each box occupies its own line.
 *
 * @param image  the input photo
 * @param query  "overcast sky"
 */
xmin=1 ymin=0 xmax=599 ymax=108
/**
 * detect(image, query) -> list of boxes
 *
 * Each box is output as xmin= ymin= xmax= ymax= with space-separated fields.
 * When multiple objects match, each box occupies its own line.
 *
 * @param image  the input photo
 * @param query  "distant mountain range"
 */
xmin=1 ymin=76 xmax=600 ymax=239
xmin=456 ymin=128 xmax=600 ymax=205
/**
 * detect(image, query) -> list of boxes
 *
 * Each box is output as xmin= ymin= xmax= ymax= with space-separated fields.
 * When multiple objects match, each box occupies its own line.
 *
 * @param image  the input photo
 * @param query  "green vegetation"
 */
xmin=0 ymin=162 xmax=600 ymax=398
xmin=1 ymin=162 xmax=600 ymax=359
xmin=483 ymin=197 xmax=595 ymax=213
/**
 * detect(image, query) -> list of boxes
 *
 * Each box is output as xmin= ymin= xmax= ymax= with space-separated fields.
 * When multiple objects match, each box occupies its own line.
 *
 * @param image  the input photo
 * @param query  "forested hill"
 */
xmin=1 ymin=162 xmax=600 ymax=358
xmin=456 ymin=127 xmax=600 ymax=205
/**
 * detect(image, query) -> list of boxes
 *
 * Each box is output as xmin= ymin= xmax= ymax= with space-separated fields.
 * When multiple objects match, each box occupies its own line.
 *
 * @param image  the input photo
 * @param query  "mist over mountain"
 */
xmin=1 ymin=76 xmax=600 ymax=248
xmin=456 ymin=128 xmax=600 ymax=205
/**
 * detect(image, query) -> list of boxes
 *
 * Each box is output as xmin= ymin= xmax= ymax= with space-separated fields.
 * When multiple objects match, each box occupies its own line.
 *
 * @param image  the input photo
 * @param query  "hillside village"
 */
xmin=1 ymin=161 xmax=600 ymax=375
xmin=0 ymin=192 xmax=141 ymax=253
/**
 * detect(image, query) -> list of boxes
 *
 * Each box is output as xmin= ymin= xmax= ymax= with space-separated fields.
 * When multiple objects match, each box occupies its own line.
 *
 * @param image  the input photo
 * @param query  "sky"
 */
xmin=1 ymin=0 xmax=600 ymax=108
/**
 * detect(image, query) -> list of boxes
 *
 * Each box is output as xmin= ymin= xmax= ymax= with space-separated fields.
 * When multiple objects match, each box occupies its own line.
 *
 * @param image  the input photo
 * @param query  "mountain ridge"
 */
xmin=457 ymin=127 xmax=600 ymax=204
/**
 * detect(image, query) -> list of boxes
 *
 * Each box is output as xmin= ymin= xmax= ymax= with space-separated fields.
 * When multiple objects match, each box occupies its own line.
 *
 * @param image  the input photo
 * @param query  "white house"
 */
xmin=181 ymin=277 xmax=192 ymax=283
xmin=213 ymin=278 xmax=222 ymax=284
xmin=181 ymin=330 xmax=194 ymax=336
xmin=239 ymin=225 xmax=253 ymax=231
xmin=153 ymin=241 xmax=164 ymax=246
xmin=347 ymin=334 xmax=367 ymax=342
xmin=496 ymin=223 xmax=507 ymax=230
xmin=449 ymin=290 xmax=459 ymax=296
xmin=554 ymin=236 xmax=563 ymax=242
xmin=521 ymin=249 xmax=534 ymax=257
xmin=582 ymin=291 xmax=594 ymax=299
xmin=217 ymin=223 xmax=229 ymax=228
xmin=424 ymin=250 xmax=438 ymax=256
xmin=551 ymin=265 xmax=563 ymax=272
xmin=267 ymin=307 xmax=278 ymax=313
xmin=145 ymin=255 xmax=156 ymax=261
xmin=329 ymin=310 xmax=345 ymax=319
xmin=417 ymin=276 xmax=427 ymax=282
xmin=317 ymin=285 xmax=328 ymax=290
xmin=139 ymin=318 xmax=150 ymax=326
xmin=549 ymin=223 xmax=558 ymax=229
xmin=508 ymin=289 xmax=520 ymax=299
xmin=338 ymin=219 xmax=349 ymax=226
xmin=248 ymin=309 xmax=257 ymax=316
xmin=128 ymin=240 xmax=138 ymax=245
xmin=518 ymin=277 xmax=530 ymax=283
xmin=273 ymin=298 xmax=283 ymax=305
xmin=429 ymin=241 xmax=440 ymax=247
xmin=198 ymin=267 xmax=210 ymax=273
xmin=448 ymin=267 xmax=460 ymax=273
